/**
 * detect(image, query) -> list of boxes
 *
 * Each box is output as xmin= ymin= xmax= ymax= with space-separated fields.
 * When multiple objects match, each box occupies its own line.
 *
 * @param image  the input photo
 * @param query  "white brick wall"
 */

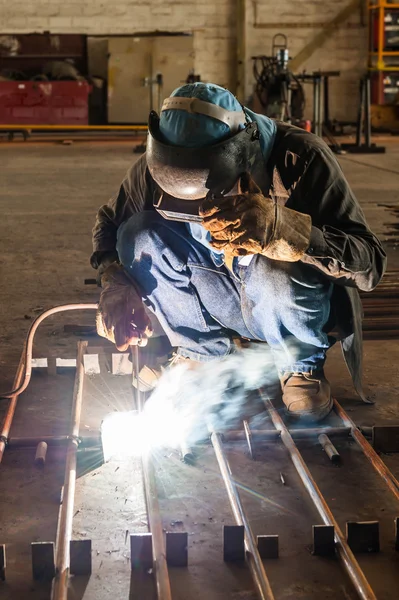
xmin=0 ymin=0 xmax=367 ymax=120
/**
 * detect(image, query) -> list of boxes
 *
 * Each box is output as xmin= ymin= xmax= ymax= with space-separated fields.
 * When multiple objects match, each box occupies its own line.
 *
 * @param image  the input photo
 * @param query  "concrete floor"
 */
xmin=0 ymin=139 xmax=399 ymax=599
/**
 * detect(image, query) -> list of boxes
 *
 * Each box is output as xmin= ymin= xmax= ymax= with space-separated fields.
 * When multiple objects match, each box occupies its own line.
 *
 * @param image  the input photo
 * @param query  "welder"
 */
xmin=91 ymin=83 xmax=386 ymax=422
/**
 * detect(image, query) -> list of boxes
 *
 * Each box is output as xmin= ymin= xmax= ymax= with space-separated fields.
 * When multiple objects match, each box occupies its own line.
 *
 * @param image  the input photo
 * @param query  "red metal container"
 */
xmin=0 ymin=81 xmax=91 ymax=125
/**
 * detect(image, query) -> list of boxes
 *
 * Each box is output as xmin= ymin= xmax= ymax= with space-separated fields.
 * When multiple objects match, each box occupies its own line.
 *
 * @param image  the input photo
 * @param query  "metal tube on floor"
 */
xmin=141 ymin=449 xmax=172 ymax=600
xmin=1 ymin=303 xmax=98 ymax=399
xmin=51 ymin=341 xmax=87 ymax=600
xmin=262 ymin=394 xmax=377 ymax=600
xmin=132 ymin=344 xmax=172 ymax=600
xmin=7 ymin=434 xmax=101 ymax=448
xmin=210 ymin=429 xmax=275 ymax=600
xmin=334 ymin=399 xmax=399 ymax=502
xmin=318 ymin=434 xmax=341 ymax=464
xmin=223 ymin=426 xmax=351 ymax=442
xmin=0 ymin=349 xmax=25 ymax=463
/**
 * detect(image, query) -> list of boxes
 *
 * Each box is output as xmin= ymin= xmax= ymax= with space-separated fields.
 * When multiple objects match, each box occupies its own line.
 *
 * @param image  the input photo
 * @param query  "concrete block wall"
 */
xmin=0 ymin=0 xmax=367 ymax=121
xmin=247 ymin=0 xmax=368 ymax=122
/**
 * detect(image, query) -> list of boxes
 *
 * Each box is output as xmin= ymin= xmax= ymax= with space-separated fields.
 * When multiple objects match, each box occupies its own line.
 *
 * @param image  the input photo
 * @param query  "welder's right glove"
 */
xmin=96 ymin=263 xmax=153 ymax=351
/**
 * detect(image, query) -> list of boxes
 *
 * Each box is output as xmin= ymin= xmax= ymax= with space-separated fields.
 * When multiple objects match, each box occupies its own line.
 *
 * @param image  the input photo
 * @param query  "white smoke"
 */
xmin=143 ymin=343 xmax=280 ymax=447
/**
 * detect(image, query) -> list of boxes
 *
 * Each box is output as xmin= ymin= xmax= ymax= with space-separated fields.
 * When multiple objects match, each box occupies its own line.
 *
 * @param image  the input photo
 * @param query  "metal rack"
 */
xmin=368 ymin=1 xmax=399 ymax=104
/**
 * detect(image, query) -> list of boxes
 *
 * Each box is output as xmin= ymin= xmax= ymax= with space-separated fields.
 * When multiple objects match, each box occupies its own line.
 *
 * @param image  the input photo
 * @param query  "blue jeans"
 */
xmin=116 ymin=212 xmax=332 ymax=373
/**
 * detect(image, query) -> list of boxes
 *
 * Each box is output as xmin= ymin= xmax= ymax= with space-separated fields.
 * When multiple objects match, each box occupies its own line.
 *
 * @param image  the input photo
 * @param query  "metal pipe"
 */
xmin=355 ymin=77 xmax=364 ymax=147
xmin=0 ymin=350 xmax=25 ymax=462
xmin=51 ymin=341 xmax=87 ymax=600
xmin=223 ymin=426 xmax=351 ymax=442
xmin=364 ymin=75 xmax=371 ymax=147
xmin=7 ymin=434 xmax=101 ymax=448
xmin=318 ymin=434 xmax=341 ymax=464
xmin=133 ymin=345 xmax=172 ymax=600
xmin=141 ymin=449 xmax=172 ymax=600
xmin=132 ymin=345 xmax=142 ymax=412
xmin=243 ymin=420 xmax=255 ymax=459
xmin=35 ymin=442 xmax=48 ymax=466
xmin=1 ymin=304 xmax=98 ymax=399
xmin=334 ymin=399 xmax=399 ymax=502
xmin=262 ymin=395 xmax=377 ymax=600
xmin=210 ymin=429 xmax=275 ymax=600
xmin=180 ymin=440 xmax=195 ymax=464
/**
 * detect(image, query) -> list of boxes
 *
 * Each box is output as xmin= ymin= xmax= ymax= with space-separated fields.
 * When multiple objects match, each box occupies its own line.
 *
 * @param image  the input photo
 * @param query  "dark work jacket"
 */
xmin=91 ymin=122 xmax=387 ymax=401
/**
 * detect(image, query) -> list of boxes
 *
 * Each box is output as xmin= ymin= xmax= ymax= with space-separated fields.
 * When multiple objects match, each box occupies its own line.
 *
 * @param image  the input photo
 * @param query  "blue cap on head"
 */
xmin=159 ymin=82 xmax=247 ymax=148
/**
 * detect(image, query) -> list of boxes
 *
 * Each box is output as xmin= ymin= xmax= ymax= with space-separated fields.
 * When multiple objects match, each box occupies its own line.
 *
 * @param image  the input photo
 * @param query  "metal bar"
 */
xmin=262 ymin=394 xmax=377 ymax=600
xmin=7 ymin=434 xmax=101 ymax=448
xmin=318 ymin=434 xmax=341 ymax=464
xmin=0 ymin=350 xmax=26 ymax=462
xmin=364 ymin=76 xmax=371 ymax=147
xmin=334 ymin=399 xmax=399 ymax=502
xmin=243 ymin=420 xmax=254 ymax=459
xmin=210 ymin=429 xmax=275 ymax=600
xmin=223 ymin=426 xmax=352 ymax=442
xmin=180 ymin=440 xmax=195 ymax=464
xmin=51 ymin=341 xmax=87 ymax=600
xmin=132 ymin=345 xmax=142 ymax=412
xmin=141 ymin=449 xmax=172 ymax=600
xmin=1 ymin=303 xmax=98 ymax=399
xmin=133 ymin=345 xmax=172 ymax=600
xmin=313 ymin=79 xmax=320 ymax=137
xmin=356 ymin=77 xmax=364 ymax=147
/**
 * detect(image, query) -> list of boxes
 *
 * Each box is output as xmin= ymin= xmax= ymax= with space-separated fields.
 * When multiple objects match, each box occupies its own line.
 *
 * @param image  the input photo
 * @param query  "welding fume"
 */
xmin=92 ymin=81 xmax=385 ymax=451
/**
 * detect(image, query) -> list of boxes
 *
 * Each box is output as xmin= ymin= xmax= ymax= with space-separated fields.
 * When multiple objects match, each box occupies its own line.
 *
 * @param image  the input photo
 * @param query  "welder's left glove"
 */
xmin=200 ymin=173 xmax=311 ymax=262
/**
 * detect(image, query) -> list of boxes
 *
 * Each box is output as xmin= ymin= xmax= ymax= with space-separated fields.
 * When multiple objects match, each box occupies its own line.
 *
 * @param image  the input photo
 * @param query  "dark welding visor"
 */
xmin=146 ymin=110 xmax=260 ymax=205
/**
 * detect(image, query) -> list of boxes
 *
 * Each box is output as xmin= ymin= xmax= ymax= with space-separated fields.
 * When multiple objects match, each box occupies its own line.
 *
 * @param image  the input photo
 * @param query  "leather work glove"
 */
xmin=200 ymin=173 xmax=312 ymax=262
xmin=96 ymin=263 xmax=153 ymax=351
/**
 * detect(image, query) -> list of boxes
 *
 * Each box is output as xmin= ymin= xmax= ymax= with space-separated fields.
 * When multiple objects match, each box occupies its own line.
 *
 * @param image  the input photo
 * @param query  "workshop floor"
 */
xmin=0 ymin=138 xmax=399 ymax=600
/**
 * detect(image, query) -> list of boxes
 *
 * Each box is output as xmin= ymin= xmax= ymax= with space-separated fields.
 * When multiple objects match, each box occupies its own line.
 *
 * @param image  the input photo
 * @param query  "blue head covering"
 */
xmin=159 ymin=82 xmax=277 ymax=163
xmin=159 ymin=82 xmax=245 ymax=148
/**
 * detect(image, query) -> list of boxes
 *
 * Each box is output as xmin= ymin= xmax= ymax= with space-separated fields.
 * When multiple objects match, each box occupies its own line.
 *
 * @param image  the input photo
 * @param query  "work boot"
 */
xmin=280 ymin=370 xmax=333 ymax=422
xmin=133 ymin=353 xmax=200 ymax=392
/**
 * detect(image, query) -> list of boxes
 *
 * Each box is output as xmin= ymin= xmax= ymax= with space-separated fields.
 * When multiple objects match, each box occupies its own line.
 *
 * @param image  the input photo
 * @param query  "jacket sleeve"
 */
xmin=91 ymin=155 xmax=154 ymax=268
xmin=293 ymin=146 xmax=387 ymax=292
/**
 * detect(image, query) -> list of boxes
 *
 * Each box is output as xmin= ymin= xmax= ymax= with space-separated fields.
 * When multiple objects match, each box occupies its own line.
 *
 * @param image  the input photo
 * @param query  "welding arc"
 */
xmin=0 ymin=304 xmax=98 ymax=399
xmin=262 ymin=394 xmax=377 ymax=600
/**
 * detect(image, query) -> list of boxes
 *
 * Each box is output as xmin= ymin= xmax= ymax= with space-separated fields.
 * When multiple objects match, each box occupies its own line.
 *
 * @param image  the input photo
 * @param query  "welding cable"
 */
xmin=0 ymin=303 xmax=98 ymax=399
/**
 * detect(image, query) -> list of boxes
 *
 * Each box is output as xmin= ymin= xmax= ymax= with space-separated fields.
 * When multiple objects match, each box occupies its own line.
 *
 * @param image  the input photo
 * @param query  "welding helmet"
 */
xmin=146 ymin=83 xmax=261 ymax=222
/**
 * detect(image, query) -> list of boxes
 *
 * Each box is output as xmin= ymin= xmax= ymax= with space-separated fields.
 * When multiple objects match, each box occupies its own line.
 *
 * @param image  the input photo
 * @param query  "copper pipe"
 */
xmin=0 ymin=350 xmax=25 ymax=462
xmin=1 ymin=304 xmax=98 ymax=399
xmin=334 ymin=399 xmax=399 ymax=502
xmin=263 ymin=394 xmax=377 ymax=600
xmin=210 ymin=428 xmax=275 ymax=600
xmin=52 ymin=341 xmax=87 ymax=600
